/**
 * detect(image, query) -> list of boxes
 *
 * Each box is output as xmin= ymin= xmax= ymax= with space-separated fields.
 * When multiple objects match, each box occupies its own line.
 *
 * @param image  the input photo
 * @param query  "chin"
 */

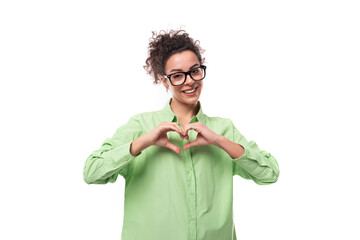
xmin=181 ymin=94 xmax=200 ymax=104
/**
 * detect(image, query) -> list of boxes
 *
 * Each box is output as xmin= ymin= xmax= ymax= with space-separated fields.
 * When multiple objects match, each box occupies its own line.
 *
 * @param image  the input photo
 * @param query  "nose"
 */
xmin=184 ymin=73 xmax=195 ymax=85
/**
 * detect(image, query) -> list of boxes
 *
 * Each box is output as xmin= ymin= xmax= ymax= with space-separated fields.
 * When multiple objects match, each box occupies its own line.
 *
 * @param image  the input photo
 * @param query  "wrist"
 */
xmin=213 ymin=135 xmax=225 ymax=148
xmin=213 ymin=135 xmax=245 ymax=159
xmin=130 ymin=134 xmax=151 ymax=156
xmin=141 ymin=133 xmax=152 ymax=148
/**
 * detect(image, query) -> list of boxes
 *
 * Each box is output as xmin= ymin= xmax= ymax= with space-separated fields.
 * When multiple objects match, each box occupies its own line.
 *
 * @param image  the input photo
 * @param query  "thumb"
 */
xmin=165 ymin=142 xmax=181 ymax=154
xmin=183 ymin=140 xmax=198 ymax=150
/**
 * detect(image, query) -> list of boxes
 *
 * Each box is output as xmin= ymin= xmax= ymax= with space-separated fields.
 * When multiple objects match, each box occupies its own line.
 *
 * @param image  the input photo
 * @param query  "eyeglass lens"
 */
xmin=170 ymin=67 xmax=205 ymax=85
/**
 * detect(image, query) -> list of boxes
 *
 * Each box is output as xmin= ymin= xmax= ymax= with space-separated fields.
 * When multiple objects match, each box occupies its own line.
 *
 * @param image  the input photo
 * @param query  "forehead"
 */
xmin=165 ymin=50 xmax=199 ymax=72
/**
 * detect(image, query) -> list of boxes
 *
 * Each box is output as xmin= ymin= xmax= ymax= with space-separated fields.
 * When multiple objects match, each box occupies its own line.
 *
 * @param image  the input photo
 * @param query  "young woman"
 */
xmin=83 ymin=29 xmax=280 ymax=240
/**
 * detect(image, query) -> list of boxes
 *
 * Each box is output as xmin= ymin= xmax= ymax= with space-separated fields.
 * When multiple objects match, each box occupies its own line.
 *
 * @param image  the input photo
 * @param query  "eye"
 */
xmin=172 ymin=73 xmax=182 ymax=79
xmin=191 ymin=68 xmax=201 ymax=75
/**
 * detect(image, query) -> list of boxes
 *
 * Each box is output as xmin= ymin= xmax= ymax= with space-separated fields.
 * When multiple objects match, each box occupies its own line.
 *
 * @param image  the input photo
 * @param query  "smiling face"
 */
xmin=160 ymin=50 xmax=203 ymax=106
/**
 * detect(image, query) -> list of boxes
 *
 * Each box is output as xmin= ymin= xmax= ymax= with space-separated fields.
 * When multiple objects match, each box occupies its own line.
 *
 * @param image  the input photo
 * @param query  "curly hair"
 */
xmin=144 ymin=29 xmax=205 ymax=85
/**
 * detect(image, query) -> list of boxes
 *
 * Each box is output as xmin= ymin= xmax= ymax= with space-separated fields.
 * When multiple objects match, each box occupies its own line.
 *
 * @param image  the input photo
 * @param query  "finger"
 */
xmin=171 ymin=123 xmax=187 ymax=139
xmin=164 ymin=123 xmax=186 ymax=137
xmin=161 ymin=125 xmax=182 ymax=138
xmin=172 ymin=123 xmax=186 ymax=137
xmin=183 ymin=123 xmax=201 ymax=137
xmin=165 ymin=142 xmax=181 ymax=154
xmin=183 ymin=140 xmax=199 ymax=150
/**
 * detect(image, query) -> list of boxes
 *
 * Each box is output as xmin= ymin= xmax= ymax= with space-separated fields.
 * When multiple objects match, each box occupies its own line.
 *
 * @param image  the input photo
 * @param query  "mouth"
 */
xmin=182 ymin=87 xmax=198 ymax=96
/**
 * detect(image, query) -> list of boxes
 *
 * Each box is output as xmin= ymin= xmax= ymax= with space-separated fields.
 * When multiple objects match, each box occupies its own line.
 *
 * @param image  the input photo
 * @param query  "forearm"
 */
xmin=130 ymin=134 xmax=151 ymax=156
xmin=214 ymin=135 xmax=245 ymax=159
xmin=84 ymin=141 xmax=137 ymax=184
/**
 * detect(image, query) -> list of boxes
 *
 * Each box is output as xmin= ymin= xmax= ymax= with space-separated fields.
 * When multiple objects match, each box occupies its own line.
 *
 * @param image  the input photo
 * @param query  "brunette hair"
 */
xmin=144 ymin=29 xmax=205 ymax=85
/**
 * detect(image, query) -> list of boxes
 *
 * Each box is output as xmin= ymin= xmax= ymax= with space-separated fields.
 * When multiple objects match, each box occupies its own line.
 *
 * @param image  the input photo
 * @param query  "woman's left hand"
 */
xmin=182 ymin=122 xmax=221 ymax=150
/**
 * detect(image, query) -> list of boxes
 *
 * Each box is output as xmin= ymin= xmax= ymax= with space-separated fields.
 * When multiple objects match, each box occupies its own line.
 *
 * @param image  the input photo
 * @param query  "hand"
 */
xmin=182 ymin=122 xmax=222 ymax=150
xmin=145 ymin=122 xmax=188 ymax=154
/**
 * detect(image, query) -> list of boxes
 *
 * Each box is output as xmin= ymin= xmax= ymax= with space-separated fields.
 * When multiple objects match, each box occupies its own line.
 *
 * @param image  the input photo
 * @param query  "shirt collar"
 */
xmin=159 ymin=97 xmax=206 ymax=124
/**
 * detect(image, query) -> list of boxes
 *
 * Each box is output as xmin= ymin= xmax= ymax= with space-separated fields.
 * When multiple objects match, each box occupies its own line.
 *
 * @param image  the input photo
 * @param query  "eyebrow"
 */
xmin=170 ymin=63 xmax=200 ymax=73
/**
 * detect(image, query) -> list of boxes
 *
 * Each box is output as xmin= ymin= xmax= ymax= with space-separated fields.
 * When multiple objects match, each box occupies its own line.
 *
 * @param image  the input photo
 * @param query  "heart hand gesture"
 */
xmin=144 ymin=121 xmax=221 ymax=154
xmin=182 ymin=122 xmax=221 ymax=150
xmin=145 ymin=122 xmax=188 ymax=154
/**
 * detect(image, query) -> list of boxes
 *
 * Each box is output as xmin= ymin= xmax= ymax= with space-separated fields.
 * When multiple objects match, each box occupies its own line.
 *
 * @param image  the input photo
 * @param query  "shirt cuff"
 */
xmin=231 ymin=145 xmax=268 ymax=167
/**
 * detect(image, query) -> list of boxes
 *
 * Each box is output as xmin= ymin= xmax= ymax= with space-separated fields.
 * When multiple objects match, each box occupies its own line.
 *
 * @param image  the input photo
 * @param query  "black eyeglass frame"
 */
xmin=164 ymin=65 xmax=207 ymax=86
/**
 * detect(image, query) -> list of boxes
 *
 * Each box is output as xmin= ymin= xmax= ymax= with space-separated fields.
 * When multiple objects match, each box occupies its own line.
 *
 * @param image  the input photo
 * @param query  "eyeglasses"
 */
xmin=164 ymin=65 xmax=207 ymax=86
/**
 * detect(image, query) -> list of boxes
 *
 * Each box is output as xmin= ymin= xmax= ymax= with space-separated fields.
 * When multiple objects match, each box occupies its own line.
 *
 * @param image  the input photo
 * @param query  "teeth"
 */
xmin=184 ymin=88 xmax=196 ymax=93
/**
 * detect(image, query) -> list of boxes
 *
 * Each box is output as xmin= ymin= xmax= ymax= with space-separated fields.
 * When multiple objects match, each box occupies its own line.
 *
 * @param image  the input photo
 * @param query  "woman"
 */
xmin=83 ymin=29 xmax=280 ymax=240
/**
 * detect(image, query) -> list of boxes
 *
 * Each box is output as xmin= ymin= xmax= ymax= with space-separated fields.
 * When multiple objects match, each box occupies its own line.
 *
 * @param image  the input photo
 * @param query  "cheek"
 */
xmin=175 ymin=87 xmax=182 ymax=93
xmin=170 ymin=87 xmax=181 ymax=94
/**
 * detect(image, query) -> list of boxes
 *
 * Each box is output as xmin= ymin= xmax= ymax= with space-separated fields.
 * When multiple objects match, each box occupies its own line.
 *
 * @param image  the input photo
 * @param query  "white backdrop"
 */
xmin=1 ymin=0 xmax=359 ymax=239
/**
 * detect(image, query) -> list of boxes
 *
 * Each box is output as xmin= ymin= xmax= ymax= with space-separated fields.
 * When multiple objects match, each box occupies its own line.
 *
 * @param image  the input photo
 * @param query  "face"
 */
xmin=161 ymin=50 xmax=203 ymax=106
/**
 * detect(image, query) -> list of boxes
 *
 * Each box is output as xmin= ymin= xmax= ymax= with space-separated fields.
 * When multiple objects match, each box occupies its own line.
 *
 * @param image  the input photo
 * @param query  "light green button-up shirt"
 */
xmin=83 ymin=97 xmax=279 ymax=240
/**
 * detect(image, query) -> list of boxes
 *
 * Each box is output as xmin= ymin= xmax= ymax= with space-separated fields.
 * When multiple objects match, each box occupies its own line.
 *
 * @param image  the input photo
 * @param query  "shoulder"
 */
xmin=203 ymin=114 xmax=233 ymax=127
xmin=127 ymin=111 xmax=152 ymax=121
xmin=128 ymin=108 xmax=164 ymax=122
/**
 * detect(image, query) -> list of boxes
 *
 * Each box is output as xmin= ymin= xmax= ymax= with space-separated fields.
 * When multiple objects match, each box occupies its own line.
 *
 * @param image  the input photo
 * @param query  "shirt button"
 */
xmin=187 ymin=167 xmax=192 ymax=171
xmin=265 ymin=153 xmax=271 ymax=158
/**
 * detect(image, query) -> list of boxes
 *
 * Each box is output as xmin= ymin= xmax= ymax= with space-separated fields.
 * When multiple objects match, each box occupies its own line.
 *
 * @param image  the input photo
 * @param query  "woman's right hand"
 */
xmin=144 ymin=122 xmax=187 ymax=154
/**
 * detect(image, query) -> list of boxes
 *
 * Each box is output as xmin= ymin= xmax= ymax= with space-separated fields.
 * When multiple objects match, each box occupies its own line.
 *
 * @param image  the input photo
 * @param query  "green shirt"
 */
xmin=83 ymin=97 xmax=280 ymax=240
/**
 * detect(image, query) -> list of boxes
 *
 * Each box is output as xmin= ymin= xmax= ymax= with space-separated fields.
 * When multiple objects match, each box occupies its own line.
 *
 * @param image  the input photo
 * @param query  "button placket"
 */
xmin=183 ymin=131 xmax=197 ymax=240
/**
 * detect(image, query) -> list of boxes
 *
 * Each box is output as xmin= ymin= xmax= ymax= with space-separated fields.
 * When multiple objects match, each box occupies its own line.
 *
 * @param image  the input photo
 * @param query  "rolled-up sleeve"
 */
xmin=231 ymin=120 xmax=280 ymax=185
xmin=83 ymin=115 xmax=143 ymax=184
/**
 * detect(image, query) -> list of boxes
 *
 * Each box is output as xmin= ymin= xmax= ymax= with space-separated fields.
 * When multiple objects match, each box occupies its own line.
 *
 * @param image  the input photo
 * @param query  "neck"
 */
xmin=170 ymin=98 xmax=200 ymax=121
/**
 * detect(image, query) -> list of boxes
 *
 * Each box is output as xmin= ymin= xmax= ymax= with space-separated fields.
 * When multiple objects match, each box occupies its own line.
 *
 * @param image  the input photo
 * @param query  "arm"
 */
xmin=83 ymin=115 xmax=144 ymax=184
xmin=214 ymin=135 xmax=245 ymax=159
xmin=216 ymin=120 xmax=280 ymax=185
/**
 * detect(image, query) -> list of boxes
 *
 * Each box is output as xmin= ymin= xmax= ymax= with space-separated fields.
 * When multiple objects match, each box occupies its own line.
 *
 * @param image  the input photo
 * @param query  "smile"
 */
xmin=182 ymin=87 xmax=198 ymax=96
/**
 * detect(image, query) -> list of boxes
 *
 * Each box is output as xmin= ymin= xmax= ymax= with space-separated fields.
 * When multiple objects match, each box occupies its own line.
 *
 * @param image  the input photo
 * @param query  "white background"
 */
xmin=1 ymin=0 xmax=359 ymax=239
